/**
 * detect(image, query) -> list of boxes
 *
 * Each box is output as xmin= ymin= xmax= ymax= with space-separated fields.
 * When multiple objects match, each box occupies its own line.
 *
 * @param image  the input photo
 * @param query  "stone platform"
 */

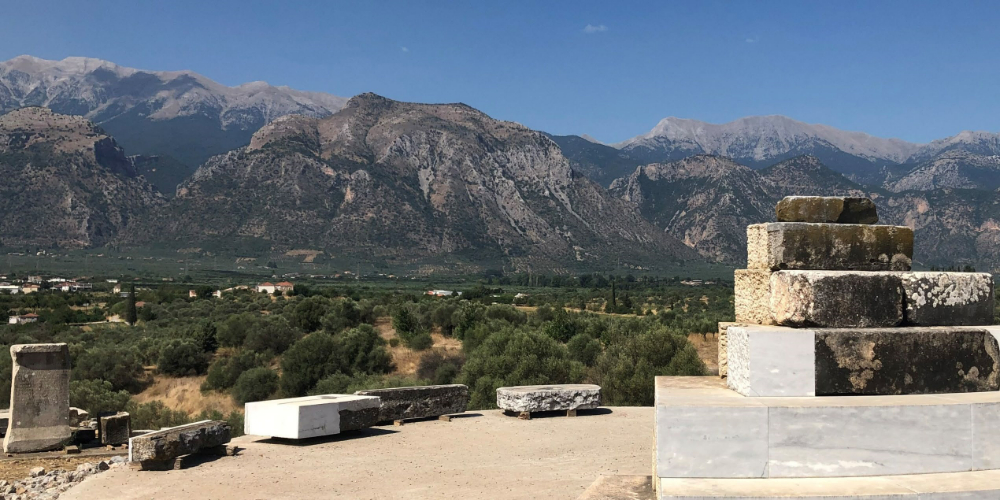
xmin=654 ymin=376 xmax=1000 ymax=479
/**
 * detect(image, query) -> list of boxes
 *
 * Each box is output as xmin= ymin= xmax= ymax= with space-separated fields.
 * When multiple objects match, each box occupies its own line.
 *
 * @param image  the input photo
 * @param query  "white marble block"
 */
xmin=726 ymin=326 xmax=815 ymax=397
xmin=244 ymin=394 xmax=381 ymax=439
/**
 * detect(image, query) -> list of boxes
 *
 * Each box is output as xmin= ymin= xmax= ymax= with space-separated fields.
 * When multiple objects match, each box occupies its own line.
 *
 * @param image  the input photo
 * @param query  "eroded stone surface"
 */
xmin=3 ymin=343 xmax=71 ymax=453
xmin=100 ymin=412 xmax=130 ymax=445
xmin=902 ymin=272 xmax=994 ymax=326
xmin=815 ymin=327 xmax=1000 ymax=395
xmin=716 ymin=322 xmax=747 ymax=379
xmin=356 ymin=384 xmax=469 ymax=422
xmin=747 ymin=223 xmax=913 ymax=271
xmin=770 ymin=271 xmax=904 ymax=328
xmin=128 ymin=420 xmax=231 ymax=462
xmin=775 ymin=196 xmax=878 ymax=224
xmin=734 ymin=269 xmax=773 ymax=325
xmin=496 ymin=384 xmax=601 ymax=413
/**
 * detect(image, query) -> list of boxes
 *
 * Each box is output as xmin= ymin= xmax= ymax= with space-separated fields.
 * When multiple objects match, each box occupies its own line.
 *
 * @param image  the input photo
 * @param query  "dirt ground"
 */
xmin=62 ymin=407 xmax=653 ymax=500
xmin=0 ymin=455 xmax=113 ymax=484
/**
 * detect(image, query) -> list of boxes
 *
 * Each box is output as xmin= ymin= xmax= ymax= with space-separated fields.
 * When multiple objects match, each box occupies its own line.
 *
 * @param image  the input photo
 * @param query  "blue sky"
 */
xmin=2 ymin=0 xmax=998 ymax=143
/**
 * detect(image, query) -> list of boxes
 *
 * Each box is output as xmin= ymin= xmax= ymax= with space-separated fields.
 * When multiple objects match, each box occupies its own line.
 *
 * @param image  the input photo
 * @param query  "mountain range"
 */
xmin=3 ymin=55 xmax=1000 ymax=272
xmin=0 ymin=55 xmax=346 ymax=192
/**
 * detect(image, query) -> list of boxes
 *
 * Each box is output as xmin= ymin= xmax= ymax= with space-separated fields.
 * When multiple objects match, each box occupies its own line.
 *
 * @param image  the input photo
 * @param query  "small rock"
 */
xmin=98 ymin=461 xmax=110 ymax=471
xmin=110 ymin=455 xmax=126 ymax=464
xmin=29 ymin=467 xmax=45 ymax=478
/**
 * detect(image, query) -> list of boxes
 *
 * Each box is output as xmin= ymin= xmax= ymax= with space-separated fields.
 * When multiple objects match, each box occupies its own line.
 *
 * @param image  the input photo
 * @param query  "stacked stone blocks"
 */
xmin=655 ymin=196 xmax=1000 ymax=499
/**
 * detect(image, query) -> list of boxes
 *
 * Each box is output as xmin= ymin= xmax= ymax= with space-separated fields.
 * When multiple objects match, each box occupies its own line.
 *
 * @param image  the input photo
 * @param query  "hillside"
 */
xmin=0 ymin=107 xmax=163 ymax=248
xmin=120 ymin=93 xmax=698 ymax=271
xmin=609 ymin=154 xmax=1000 ymax=270
xmin=0 ymin=55 xmax=347 ymax=192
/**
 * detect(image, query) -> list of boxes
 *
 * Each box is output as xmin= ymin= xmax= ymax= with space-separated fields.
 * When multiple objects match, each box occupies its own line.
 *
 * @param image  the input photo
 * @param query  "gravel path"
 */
xmin=63 ymin=407 xmax=652 ymax=500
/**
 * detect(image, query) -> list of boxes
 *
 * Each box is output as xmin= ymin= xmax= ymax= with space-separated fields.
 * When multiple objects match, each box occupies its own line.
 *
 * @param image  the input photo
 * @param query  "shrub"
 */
xmin=69 ymin=379 xmax=130 ymax=416
xmin=279 ymin=332 xmax=339 ymax=397
xmin=567 ymin=333 xmax=602 ymax=366
xmin=404 ymin=331 xmax=433 ymax=350
xmin=417 ymin=351 xmax=464 ymax=385
xmin=321 ymin=299 xmax=362 ymax=333
xmin=593 ymin=326 xmax=705 ymax=406
xmin=126 ymin=400 xmax=192 ymax=430
xmin=157 ymin=340 xmax=210 ymax=377
xmin=288 ymin=297 xmax=329 ymax=332
xmin=388 ymin=337 xmax=400 ymax=347
xmin=216 ymin=313 xmax=256 ymax=347
xmin=458 ymin=327 xmax=584 ymax=410
xmin=73 ymin=345 xmax=147 ymax=393
xmin=243 ymin=316 xmax=299 ymax=355
xmin=231 ymin=367 xmax=279 ymax=404
xmin=336 ymin=325 xmax=393 ymax=375
xmin=203 ymin=350 xmax=267 ymax=391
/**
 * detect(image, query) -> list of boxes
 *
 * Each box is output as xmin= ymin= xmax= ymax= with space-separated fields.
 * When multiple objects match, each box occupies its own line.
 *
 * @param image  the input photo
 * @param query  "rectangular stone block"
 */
xmin=768 ymin=404 xmax=973 ymax=477
xmin=733 ymin=269 xmax=773 ymax=325
xmin=100 ymin=412 xmax=130 ymax=446
xmin=775 ymin=196 xmax=879 ymax=224
xmin=716 ymin=322 xmax=747 ymax=379
xmin=3 ymin=343 xmax=71 ymax=453
xmin=726 ymin=326 xmax=816 ymax=397
xmin=243 ymin=394 xmax=380 ymax=439
xmin=355 ymin=384 xmax=468 ymax=422
xmin=902 ymin=272 xmax=994 ymax=326
xmin=495 ymin=384 xmax=601 ymax=412
xmin=655 ymin=405 xmax=768 ymax=478
xmin=128 ymin=420 xmax=231 ymax=463
xmin=727 ymin=326 xmax=1000 ymax=397
xmin=770 ymin=271 xmax=904 ymax=328
xmin=747 ymin=222 xmax=913 ymax=271
xmin=815 ymin=327 xmax=1000 ymax=395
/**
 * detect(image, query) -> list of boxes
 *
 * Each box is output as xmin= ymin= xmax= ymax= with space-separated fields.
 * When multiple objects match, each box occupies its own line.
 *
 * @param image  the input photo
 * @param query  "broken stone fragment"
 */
xmin=775 ymin=196 xmax=878 ymax=224
xmin=128 ymin=420 xmax=231 ymax=463
xmin=747 ymin=222 xmax=913 ymax=271
xmin=496 ymin=384 xmax=601 ymax=413
xmin=770 ymin=271 xmax=904 ymax=328
xmin=355 ymin=384 xmax=469 ymax=422
xmin=902 ymin=272 xmax=994 ymax=326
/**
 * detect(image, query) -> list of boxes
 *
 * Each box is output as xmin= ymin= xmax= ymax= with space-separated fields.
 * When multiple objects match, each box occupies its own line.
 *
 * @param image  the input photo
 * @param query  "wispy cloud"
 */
xmin=401 ymin=46 xmax=409 ymax=53
xmin=583 ymin=24 xmax=608 ymax=34
xmin=745 ymin=36 xmax=759 ymax=44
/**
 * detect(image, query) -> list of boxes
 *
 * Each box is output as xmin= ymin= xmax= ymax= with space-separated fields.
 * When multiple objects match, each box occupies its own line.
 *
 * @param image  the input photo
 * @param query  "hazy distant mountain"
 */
xmin=545 ymin=134 xmax=641 ymax=187
xmin=121 ymin=94 xmax=698 ymax=271
xmin=0 ymin=55 xmax=347 ymax=192
xmin=592 ymin=115 xmax=1000 ymax=189
xmin=0 ymin=107 xmax=163 ymax=248
xmin=608 ymin=154 xmax=1000 ymax=270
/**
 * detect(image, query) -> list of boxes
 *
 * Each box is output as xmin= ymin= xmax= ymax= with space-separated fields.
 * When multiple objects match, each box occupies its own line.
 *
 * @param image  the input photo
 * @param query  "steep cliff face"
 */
xmin=0 ymin=107 xmax=163 ymax=248
xmin=124 ymin=94 xmax=697 ymax=271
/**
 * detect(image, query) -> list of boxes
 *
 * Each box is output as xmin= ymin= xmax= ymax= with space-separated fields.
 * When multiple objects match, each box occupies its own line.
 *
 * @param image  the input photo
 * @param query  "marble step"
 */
xmin=726 ymin=325 xmax=1000 ymax=397
xmin=654 ymin=376 xmax=1000 ymax=479
xmin=657 ymin=469 xmax=1000 ymax=499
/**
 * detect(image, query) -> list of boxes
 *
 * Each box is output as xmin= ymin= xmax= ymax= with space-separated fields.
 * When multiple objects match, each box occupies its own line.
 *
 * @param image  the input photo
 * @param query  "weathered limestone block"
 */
xmin=770 ymin=271 xmax=903 ymax=328
xmin=128 ymin=420 xmax=231 ymax=463
xmin=355 ymin=384 xmax=468 ymax=422
xmin=902 ymin=272 xmax=994 ymax=326
xmin=3 ymin=344 xmax=71 ymax=453
xmin=747 ymin=222 xmax=913 ymax=271
xmin=815 ymin=327 xmax=1000 ymax=395
xmin=734 ymin=269 xmax=773 ymax=325
xmin=100 ymin=412 xmax=130 ymax=445
xmin=726 ymin=326 xmax=816 ymax=397
xmin=775 ymin=196 xmax=878 ymax=224
xmin=243 ymin=395 xmax=380 ymax=439
xmin=716 ymin=322 xmax=747 ymax=379
xmin=496 ymin=384 xmax=601 ymax=413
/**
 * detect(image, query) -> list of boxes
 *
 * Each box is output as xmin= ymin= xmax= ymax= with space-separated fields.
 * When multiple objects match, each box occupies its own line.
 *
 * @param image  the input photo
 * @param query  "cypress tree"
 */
xmin=125 ymin=284 xmax=138 ymax=326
